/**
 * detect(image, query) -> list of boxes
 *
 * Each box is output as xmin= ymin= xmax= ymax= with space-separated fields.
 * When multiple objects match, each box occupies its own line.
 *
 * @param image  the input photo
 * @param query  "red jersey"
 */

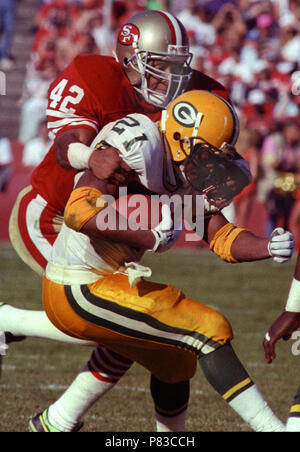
xmin=31 ymin=54 xmax=228 ymax=211
xmin=187 ymin=69 xmax=229 ymax=102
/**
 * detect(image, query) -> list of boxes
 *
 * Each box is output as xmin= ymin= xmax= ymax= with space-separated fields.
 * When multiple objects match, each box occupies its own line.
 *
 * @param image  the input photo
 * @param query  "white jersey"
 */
xmin=46 ymin=220 xmax=145 ymax=286
xmin=46 ymin=114 xmax=189 ymax=286
xmin=91 ymin=113 xmax=181 ymax=195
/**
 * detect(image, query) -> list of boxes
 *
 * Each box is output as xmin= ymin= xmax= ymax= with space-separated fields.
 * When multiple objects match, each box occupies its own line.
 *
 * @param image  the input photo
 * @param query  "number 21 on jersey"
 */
xmin=49 ymin=78 xmax=84 ymax=113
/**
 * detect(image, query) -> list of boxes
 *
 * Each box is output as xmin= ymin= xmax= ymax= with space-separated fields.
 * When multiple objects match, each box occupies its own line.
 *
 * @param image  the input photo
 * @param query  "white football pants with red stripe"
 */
xmin=8 ymin=185 xmax=134 ymax=384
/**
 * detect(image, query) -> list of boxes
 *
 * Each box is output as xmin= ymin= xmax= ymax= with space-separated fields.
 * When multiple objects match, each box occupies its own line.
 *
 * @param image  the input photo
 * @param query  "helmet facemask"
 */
xmin=184 ymin=139 xmax=235 ymax=192
xmin=127 ymin=42 xmax=193 ymax=108
xmin=183 ymin=138 xmax=250 ymax=210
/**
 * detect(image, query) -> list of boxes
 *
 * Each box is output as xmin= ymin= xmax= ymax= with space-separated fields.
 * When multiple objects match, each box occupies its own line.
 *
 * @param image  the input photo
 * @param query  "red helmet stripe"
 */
xmin=156 ymin=10 xmax=185 ymax=46
xmin=176 ymin=17 xmax=189 ymax=46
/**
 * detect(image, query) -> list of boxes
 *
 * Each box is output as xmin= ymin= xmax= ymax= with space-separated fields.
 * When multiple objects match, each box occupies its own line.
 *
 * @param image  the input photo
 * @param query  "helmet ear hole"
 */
xmin=173 ymin=132 xmax=181 ymax=140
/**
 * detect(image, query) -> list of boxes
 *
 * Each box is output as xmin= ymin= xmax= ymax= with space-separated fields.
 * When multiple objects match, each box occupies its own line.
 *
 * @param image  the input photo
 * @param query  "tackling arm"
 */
xmin=54 ymin=128 xmax=132 ymax=183
xmin=54 ymin=127 xmax=96 ymax=170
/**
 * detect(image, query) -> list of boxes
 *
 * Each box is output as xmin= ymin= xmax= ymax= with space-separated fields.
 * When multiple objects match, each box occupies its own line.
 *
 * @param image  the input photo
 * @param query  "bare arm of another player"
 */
xmin=263 ymin=252 xmax=300 ymax=364
xmin=55 ymin=128 xmax=132 ymax=183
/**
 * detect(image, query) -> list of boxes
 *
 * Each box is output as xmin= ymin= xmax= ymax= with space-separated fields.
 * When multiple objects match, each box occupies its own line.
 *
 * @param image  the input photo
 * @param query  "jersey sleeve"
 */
xmin=188 ymin=70 xmax=230 ymax=102
xmin=46 ymin=57 xmax=100 ymax=140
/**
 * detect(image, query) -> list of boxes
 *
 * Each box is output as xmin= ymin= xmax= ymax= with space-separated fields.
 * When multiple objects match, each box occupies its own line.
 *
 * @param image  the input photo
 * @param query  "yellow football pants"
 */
xmin=43 ymin=273 xmax=233 ymax=383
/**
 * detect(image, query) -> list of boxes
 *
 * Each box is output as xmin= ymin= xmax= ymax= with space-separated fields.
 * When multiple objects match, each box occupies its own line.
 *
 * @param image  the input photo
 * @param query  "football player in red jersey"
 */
xmin=5 ymin=10 xmax=229 ymax=432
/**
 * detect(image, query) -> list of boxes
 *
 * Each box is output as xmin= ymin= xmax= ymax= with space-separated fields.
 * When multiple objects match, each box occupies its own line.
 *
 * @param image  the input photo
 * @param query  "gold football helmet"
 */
xmin=160 ymin=90 xmax=250 ymax=203
xmin=160 ymin=89 xmax=239 ymax=163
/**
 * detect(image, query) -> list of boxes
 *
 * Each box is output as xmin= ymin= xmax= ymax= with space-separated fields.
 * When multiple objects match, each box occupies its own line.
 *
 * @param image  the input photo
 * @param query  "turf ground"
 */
xmin=0 ymin=242 xmax=299 ymax=432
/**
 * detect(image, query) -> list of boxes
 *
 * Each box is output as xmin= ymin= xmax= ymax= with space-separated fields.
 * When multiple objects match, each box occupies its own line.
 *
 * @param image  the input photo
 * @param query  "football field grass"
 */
xmin=0 ymin=242 xmax=299 ymax=432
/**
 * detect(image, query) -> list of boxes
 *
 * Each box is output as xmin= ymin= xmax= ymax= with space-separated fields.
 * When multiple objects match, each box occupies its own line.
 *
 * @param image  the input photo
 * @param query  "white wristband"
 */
xmin=285 ymin=278 xmax=300 ymax=312
xmin=67 ymin=142 xmax=93 ymax=170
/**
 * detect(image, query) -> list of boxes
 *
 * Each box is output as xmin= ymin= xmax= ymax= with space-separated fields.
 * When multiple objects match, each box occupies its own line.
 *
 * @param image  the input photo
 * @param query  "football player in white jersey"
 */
xmin=1 ymin=90 xmax=294 ymax=432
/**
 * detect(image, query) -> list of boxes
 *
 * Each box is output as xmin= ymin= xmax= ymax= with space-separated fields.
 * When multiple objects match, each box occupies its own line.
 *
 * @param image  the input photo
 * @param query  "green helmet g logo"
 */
xmin=172 ymin=101 xmax=198 ymax=127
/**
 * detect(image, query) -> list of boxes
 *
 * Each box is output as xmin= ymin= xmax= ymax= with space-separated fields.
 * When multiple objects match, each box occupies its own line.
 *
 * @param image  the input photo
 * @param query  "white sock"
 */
xmin=48 ymin=371 xmax=114 ymax=431
xmin=0 ymin=304 xmax=95 ymax=346
xmin=286 ymin=416 xmax=300 ymax=431
xmin=48 ymin=346 xmax=133 ymax=431
xmin=155 ymin=409 xmax=187 ymax=432
xmin=228 ymin=384 xmax=285 ymax=432
xmin=286 ymin=387 xmax=300 ymax=431
xmin=47 ymin=401 xmax=77 ymax=432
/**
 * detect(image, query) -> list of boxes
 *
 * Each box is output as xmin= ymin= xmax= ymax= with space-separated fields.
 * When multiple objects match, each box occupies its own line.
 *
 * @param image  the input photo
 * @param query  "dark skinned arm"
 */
xmin=75 ymin=170 xmax=157 ymax=250
xmin=263 ymin=252 xmax=300 ymax=364
xmin=204 ymin=213 xmax=270 ymax=261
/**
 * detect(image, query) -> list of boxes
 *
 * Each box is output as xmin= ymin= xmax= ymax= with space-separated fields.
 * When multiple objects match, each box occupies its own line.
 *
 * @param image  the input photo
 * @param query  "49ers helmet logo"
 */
xmin=172 ymin=102 xmax=198 ymax=127
xmin=118 ymin=24 xmax=140 ymax=46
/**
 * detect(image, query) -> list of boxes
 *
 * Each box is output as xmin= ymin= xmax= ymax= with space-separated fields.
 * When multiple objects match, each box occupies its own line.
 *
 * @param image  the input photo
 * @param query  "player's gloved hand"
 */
xmin=267 ymin=227 xmax=294 ymax=263
xmin=150 ymin=205 xmax=182 ymax=253
xmin=263 ymin=311 xmax=300 ymax=363
xmin=88 ymin=146 xmax=132 ymax=184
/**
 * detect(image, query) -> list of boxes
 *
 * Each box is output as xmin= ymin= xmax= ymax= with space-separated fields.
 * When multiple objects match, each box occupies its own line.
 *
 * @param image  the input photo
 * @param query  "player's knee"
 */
xmin=150 ymin=375 xmax=189 ymax=417
xmin=206 ymin=308 xmax=233 ymax=346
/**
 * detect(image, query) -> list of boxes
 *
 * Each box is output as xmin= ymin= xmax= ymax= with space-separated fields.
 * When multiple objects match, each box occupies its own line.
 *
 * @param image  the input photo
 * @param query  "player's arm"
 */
xmin=203 ymin=213 xmax=294 ymax=263
xmin=263 ymin=252 xmax=300 ymax=364
xmin=55 ymin=129 xmax=131 ymax=184
xmin=78 ymin=169 xmax=156 ymax=250
xmin=47 ymin=58 xmax=132 ymax=182
xmin=54 ymin=127 xmax=96 ymax=170
xmin=64 ymin=168 xmax=178 ymax=253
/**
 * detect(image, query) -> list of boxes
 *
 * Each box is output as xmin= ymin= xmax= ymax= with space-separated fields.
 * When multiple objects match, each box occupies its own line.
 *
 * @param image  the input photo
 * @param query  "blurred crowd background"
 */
xmin=0 ymin=0 xmax=300 ymax=247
